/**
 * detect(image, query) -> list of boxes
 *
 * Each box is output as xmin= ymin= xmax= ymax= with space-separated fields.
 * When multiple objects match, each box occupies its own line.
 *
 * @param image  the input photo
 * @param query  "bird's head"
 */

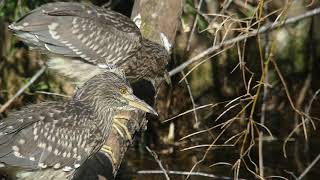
xmin=74 ymin=69 xmax=157 ymax=115
xmin=141 ymin=39 xmax=171 ymax=86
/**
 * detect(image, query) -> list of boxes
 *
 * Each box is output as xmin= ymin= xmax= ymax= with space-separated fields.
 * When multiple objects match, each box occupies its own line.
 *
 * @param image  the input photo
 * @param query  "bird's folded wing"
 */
xmin=9 ymin=2 xmax=142 ymax=66
xmin=0 ymin=102 xmax=99 ymax=171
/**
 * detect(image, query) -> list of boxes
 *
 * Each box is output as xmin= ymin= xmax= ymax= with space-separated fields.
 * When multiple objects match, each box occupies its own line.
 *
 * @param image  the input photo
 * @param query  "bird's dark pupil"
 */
xmin=120 ymin=88 xmax=126 ymax=94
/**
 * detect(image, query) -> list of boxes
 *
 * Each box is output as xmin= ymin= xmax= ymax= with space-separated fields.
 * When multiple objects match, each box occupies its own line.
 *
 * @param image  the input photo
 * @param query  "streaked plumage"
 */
xmin=9 ymin=2 xmax=170 ymax=86
xmin=0 ymin=71 xmax=156 ymax=179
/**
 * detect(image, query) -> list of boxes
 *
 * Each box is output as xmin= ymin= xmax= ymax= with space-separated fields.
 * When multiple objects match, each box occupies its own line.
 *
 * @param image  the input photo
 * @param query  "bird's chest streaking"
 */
xmin=0 ymin=101 xmax=113 ymax=173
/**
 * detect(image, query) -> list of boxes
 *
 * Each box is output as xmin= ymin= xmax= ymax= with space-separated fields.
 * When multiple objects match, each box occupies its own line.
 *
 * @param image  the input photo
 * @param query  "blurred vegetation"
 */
xmin=1 ymin=0 xmax=320 ymax=179
xmin=157 ymin=0 xmax=320 ymax=179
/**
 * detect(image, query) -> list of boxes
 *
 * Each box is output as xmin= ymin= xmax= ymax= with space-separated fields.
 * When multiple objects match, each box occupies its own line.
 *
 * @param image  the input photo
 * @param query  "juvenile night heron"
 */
xmin=9 ymin=2 xmax=170 ymax=88
xmin=0 ymin=70 xmax=157 ymax=179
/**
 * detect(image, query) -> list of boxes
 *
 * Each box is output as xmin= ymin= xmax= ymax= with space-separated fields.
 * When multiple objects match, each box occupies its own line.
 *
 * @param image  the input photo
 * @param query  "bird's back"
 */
xmin=9 ymin=2 xmax=170 ymax=87
xmin=0 ymin=100 xmax=106 ymax=173
xmin=9 ymin=2 xmax=142 ymax=66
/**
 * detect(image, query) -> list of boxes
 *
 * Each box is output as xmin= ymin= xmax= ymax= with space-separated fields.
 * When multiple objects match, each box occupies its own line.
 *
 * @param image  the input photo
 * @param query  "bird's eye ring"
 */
xmin=119 ymin=87 xmax=127 ymax=94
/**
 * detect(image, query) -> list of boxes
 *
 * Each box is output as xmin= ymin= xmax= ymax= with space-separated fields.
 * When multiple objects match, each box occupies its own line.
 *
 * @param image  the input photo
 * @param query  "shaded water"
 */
xmin=116 ymin=135 xmax=320 ymax=179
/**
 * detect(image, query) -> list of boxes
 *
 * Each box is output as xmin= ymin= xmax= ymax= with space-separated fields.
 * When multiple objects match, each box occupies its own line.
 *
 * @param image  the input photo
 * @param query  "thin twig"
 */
xmin=181 ymin=71 xmax=199 ymax=128
xmin=294 ymin=74 xmax=312 ymax=138
xmin=206 ymin=0 xmax=234 ymax=46
xmin=186 ymin=124 xmax=229 ymax=180
xmin=102 ymin=0 xmax=112 ymax=9
xmin=306 ymin=89 xmax=320 ymax=117
xmin=169 ymin=7 xmax=320 ymax=76
xmin=163 ymin=103 xmax=215 ymax=123
xmin=181 ymin=144 xmax=233 ymax=151
xmin=284 ymin=170 xmax=298 ymax=180
xmin=186 ymin=0 xmax=204 ymax=51
xmin=138 ymin=170 xmax=247 ymax=179
xmin=180 ymin=123 xmax=224 ymax=140
xmin=233 ymin=0 xmax=255 ymax=13
xmin=271 ymin=59 xmax=307 ymax=138
xmin=298 ymin=89 xmax=320 ymax=179
xmin=210 ymin=162 xmax=233 ymax=167
xmin=297 ymin=153 xmax=320 ymax=180
xmin=35 ymin=91 xmax=71 ymax=98
xmin=218 ymin=0 xmax=234 ymax=18
xmin=145 ymin=146 xmax=170 ymax=180
xmin=265 ymin=175 xmax=289 ymax=180
xmin=258 ymin=1 xmax=271 ymax=177
xmin=0 ymin=66 xmax=46 ymax=113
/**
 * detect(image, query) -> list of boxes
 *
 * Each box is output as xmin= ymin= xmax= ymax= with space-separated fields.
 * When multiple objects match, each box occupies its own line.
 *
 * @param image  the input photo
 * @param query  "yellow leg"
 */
xmin=112 ymin=123 xmax=124 ymax=138
xmin=113 ymin=119 xmax=132 ymax=141
xmin=101 ymin=145 xmax=116 ymax=163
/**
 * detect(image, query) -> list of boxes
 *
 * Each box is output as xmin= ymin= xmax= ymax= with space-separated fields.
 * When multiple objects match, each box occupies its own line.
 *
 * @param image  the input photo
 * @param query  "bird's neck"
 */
xmin=69 ymin=98 xmax=115 ymax=140
xmin=95 ymin=106 xmax=115 ymax=140
xmin=89 ymin=101 xmax=115 ymax=138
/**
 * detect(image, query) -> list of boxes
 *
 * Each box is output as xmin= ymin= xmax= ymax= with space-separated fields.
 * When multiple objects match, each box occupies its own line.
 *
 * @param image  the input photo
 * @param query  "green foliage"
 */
xmin=184 ymin=0 xmax=209 ymax=32
xmin=0 ymin=0 xmax=28 ymax=20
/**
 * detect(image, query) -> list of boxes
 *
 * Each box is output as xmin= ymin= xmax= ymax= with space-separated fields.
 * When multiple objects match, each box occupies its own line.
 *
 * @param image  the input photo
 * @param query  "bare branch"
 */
xmin=297 ymin=153 xmax=320 ymax=179
xmin=169 ymin=7 xmax=320 ymax=76
xmin=138 ymin=170 xmax=246 ymax=179
xmin=145 ymin=146 xmax=170 ymax=180
xmin=0 ymin=66 xmax=46 ymax=113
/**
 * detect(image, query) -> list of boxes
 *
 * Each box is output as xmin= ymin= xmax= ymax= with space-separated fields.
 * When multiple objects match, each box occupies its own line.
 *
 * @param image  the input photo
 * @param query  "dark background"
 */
xmin=1 ymin=0 xmax=320 ymax=179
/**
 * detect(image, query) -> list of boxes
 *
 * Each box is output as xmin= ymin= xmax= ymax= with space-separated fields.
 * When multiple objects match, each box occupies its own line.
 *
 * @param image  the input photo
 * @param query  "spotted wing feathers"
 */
xmin=0 ymin=101 xmax=100 ymax=172
xmin=9 ymin=2 xmax=141 ymax=66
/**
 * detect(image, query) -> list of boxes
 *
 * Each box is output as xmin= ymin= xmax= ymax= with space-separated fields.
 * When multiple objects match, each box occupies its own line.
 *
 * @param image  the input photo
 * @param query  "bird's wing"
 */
xmin=0 ymin=101 xmax=103 ymax=172
xmin=9 ymin=2 xmax=142 ymax=66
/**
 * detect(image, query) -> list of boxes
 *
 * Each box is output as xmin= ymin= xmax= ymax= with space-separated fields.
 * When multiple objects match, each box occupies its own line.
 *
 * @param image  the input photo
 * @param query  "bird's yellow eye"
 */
xmin=119 ymin=87 xmax=127 ymax=94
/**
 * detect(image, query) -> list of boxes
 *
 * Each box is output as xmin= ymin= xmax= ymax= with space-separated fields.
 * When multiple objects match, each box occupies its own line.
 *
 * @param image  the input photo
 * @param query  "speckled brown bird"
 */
xmin=8 ymin=2 xmax=170 ymax=88
xmin=0 ymin=70 xmax=156 ymax=179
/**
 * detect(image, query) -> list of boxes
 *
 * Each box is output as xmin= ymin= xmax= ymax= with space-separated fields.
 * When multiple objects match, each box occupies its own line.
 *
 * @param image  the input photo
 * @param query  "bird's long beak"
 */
xmin=122 ymin=94 xmax=158 ymax=116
